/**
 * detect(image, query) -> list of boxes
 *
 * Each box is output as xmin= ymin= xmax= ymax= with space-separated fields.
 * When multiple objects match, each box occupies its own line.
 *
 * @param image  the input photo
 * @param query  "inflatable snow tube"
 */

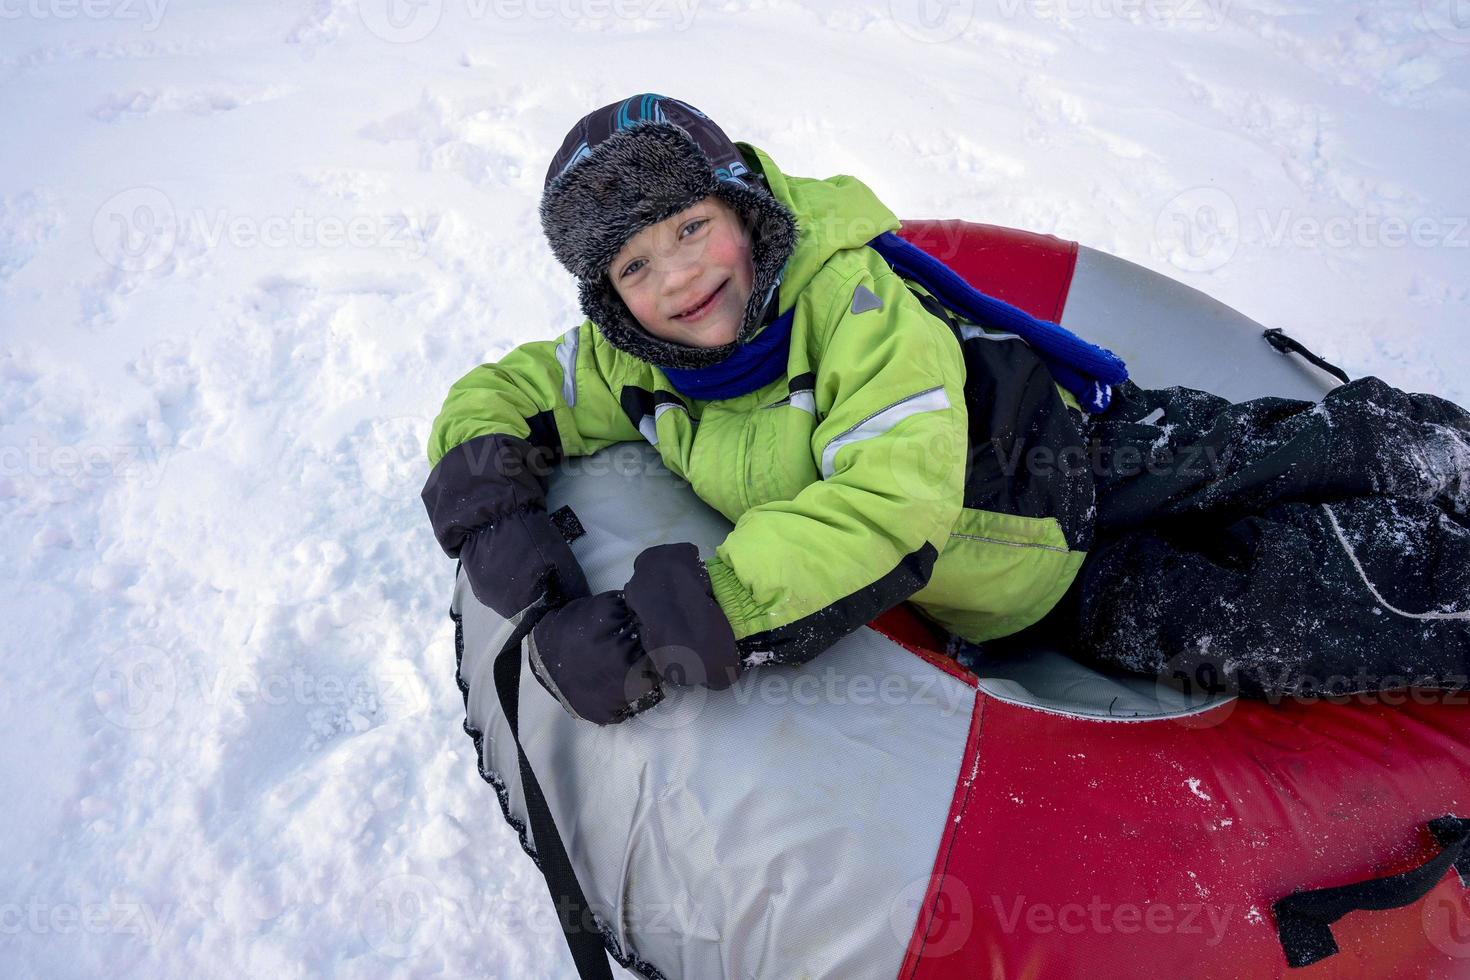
xmin=447 ymin=221 xmax=1470 ymax=979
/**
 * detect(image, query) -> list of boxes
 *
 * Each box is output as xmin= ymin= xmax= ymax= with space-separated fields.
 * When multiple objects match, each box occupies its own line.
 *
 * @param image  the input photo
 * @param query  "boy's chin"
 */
xmin=650 ymin=319 xmax=740 ymax=350
xmin=687 ymin=325 xmax=739 ymax=348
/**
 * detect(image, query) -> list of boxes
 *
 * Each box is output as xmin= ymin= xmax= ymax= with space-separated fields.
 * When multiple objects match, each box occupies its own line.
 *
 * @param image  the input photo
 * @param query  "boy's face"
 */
xmin=608 ymin=195 xmax=754 ymax=349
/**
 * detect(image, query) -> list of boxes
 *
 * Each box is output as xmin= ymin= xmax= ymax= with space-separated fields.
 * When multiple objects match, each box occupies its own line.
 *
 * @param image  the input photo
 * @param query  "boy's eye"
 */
xmin=619 ymin=218 xmax=710 ymax=279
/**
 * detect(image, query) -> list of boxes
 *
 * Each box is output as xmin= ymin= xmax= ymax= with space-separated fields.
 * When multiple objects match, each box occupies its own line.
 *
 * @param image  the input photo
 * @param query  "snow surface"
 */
xmin=2 ymin=2 xmax=1468 ymax=977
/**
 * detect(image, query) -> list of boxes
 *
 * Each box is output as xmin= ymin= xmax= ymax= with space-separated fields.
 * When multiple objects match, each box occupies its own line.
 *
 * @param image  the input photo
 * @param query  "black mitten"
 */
xmin=526 ymin=542 xmax=742 ymax=726
xmin=421 ymin=432 xmax=591 ymax=617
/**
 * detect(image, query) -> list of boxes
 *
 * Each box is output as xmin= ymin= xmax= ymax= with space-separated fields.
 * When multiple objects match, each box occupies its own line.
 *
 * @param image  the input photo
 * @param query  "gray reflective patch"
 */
xmin=555 ymin=326 xmax=580 ymax=408
xmin=637 ymin=415 xmax=658 ymax=446
xmin=959 ymin=323 xmax=1022 ymax=342
xmin=820 ymin=385 xmax=952 ymax=480
xmin=850 ymin=283 xmax=884 ymax=315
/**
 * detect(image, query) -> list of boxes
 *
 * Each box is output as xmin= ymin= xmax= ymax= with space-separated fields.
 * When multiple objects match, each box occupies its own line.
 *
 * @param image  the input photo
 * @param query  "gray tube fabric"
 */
xmin=1062 ymin=246 xmax=1335 ymax=402
xmin=453 ymin=442 xmax=976 ymax=979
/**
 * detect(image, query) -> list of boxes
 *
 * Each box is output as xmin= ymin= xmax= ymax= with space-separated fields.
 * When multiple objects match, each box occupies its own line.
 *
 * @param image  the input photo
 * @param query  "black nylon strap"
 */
xmin=1273 ymin=814 xmax=1470 ymax=968
xmin=491 ymin=604 xmax=614 ymax=980
xmin=1263 ymin=328 xmax=1352 ymax=385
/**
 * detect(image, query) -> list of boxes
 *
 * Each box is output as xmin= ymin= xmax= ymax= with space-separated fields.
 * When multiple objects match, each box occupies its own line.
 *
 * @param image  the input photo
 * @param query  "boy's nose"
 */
xmin=659 ymin=259 xmax=703 ymax=294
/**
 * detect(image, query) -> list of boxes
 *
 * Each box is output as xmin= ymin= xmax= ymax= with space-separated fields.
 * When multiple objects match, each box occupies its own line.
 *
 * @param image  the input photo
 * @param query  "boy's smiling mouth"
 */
xmin=672 ymin=280 xmax=728 ymax=320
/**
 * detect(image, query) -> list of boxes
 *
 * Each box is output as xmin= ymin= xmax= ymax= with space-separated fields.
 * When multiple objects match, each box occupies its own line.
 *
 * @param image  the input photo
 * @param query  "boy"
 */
xmin=422 ymin=93 xmax=1470 ymax=724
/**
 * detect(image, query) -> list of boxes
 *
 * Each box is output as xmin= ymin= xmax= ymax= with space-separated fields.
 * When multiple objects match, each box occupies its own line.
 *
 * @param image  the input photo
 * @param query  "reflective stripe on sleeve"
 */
xmin=819 ymin=385 xmax=952 ymax=480
xmin=555 ymin=326 xmax=580 ymax=408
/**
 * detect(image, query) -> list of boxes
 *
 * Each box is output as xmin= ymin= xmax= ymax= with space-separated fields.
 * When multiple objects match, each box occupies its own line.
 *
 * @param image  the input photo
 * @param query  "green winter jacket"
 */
xmin=427 ymin=143 xmax=1094 ymax=656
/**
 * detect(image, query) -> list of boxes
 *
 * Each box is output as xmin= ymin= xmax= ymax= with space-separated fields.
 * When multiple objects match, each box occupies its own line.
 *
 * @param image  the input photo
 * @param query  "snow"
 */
xmin=2 ymin=2 xmax=1468 ymax=976
xmin=1184 ymin=776 xmax=1213 ymax=802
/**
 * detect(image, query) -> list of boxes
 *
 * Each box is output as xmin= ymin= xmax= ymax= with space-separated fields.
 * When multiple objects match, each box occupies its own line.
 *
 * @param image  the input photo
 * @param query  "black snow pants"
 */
xmin=1048 ymin=374 xmax=1470 ymax=700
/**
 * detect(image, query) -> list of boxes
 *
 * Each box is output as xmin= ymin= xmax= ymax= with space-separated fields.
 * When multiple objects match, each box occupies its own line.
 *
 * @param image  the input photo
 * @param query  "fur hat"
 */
xmin=539 ymin=95 xmax=799 ymax=370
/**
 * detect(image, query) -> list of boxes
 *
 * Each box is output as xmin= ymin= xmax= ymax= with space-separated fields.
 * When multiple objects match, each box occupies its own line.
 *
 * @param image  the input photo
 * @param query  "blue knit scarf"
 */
xmin=662 ymin=299 xmax=794 ymax=401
